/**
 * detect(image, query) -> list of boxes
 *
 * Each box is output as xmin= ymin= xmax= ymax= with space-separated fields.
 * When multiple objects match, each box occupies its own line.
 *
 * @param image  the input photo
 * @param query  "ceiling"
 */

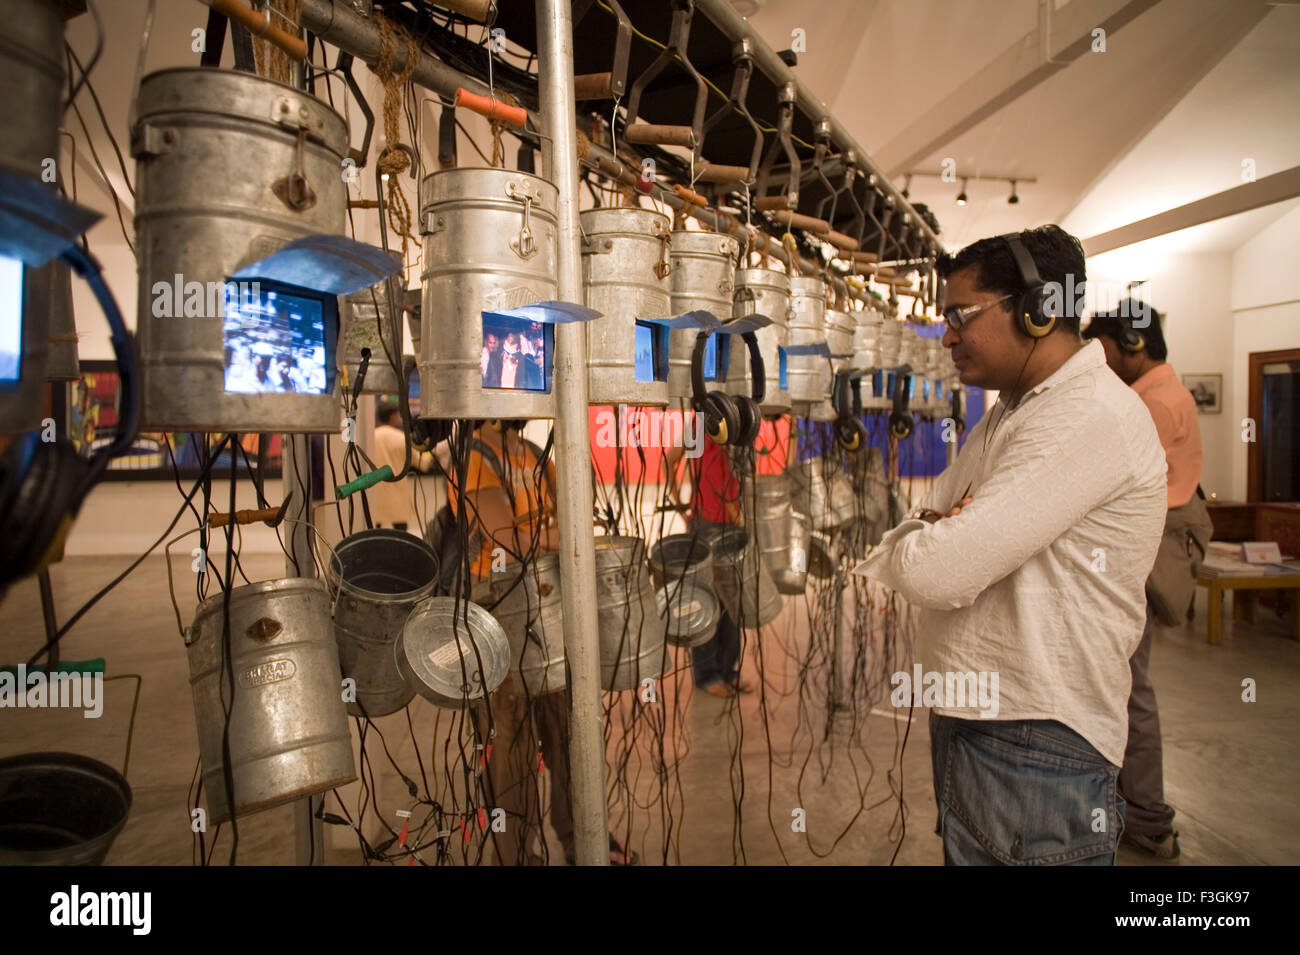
xmin=737 ymin=0 xmax=1299 ymax=253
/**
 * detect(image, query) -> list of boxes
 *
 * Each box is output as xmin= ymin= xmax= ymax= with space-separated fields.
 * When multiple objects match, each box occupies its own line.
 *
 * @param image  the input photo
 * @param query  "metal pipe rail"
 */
xmin=298 ymin=0 xmax=892 ymax=306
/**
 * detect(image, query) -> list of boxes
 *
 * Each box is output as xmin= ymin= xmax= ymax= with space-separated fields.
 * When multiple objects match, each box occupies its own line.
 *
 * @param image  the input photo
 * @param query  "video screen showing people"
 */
xmin=0 ymin=255 xmax=23 ymax=384
xmin=481 ymin=314 xmax=548 ymax=392
xmin=222 ymin=282 xmax=329 ymax=395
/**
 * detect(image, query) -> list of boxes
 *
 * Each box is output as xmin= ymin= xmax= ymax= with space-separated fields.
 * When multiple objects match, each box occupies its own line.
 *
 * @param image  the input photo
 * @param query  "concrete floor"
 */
xmin=2 ymin=552 xmax=1296 ymax=865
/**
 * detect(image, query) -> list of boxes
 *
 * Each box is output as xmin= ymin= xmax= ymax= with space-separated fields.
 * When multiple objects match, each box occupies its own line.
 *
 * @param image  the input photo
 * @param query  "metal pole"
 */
xmin=283 ymin=433 xmax=326 ymax=866
xmin=534 ymin=0 xmax=609 ymax=867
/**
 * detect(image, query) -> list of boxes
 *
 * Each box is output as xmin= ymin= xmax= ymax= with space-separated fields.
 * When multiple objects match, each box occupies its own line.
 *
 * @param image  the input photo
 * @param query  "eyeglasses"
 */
xmin=942 ymin=293 xmax=1013 ymax=332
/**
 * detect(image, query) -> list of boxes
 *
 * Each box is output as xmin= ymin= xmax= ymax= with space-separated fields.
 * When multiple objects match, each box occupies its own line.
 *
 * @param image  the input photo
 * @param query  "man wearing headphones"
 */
xmin=856 ymin=226 xmax=1167 ymax=865
xmin=1084 ymin=301 xmax=1212 ymax=860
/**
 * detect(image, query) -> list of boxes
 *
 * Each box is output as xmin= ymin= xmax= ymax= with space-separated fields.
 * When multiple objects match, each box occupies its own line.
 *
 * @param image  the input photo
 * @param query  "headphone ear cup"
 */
xmin=703 ymin=392 xmax=739 ymax=446
xmin=1018 ymin=285 xmax=1056 ymax=338
xmin=889 ymin=409 xmax=914 ymax=439
xmin=834 ymin=416 xmax=867 ymax=453
xmin=0 ymin=437 xmax=86 ymax=587
xmin=1120 ymin=328 xmax=1145 ymax=353
xmin=733 ymin=396 xmax=761 ymax=447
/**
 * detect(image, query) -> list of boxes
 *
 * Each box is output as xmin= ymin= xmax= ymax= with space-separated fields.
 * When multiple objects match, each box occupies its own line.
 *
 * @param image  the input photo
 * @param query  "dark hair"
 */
xmin=1083 ymin=299 xmax=1167 ymax=361
xmin=376 ymin=401 xmax=400 ymax=425
xmin=936 ymin=224 xmax=1086 ymax=332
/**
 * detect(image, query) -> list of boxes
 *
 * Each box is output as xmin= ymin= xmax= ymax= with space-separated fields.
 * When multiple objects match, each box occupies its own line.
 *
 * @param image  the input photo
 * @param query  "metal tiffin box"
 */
xmin=650 ymin=533 xmax=721 ymax=648
xmin=581 ymin=208 xmax=675 ymax=407
xmin=785 ymin=276 xmax=830 ymax=407
xmin=327 ymin=529 xmax=439 ymax=717
xmin=396 ymin=597 xmax=511 ymax=709
xmin=728 ymin=268 xmax=792 ymax=416
xmin=185 ymin=577 xmax=356 ymax=824
xmin=477 ymin=553 xmax=568 ymax=697
xmin=704 ymin=524 xmax=784 ymax=629
xmin=805 ymin=305 xmax=857 ymax=423
xmin=667 ymin=230 xmax=739 ymax=403
xmin=339 ymin=273 xmax=406 ymax=394
xmin=0 ymin=0 xmax=66 ymax=434
xmin=132 ymin=68 xmax=372 ymax=433
xmin=750 ymin=474 xmax=811 ymax=596
xmin=593 ymin=535 xmax=669 ymax=692
xmin=419 ymin=167 xmax=597 ymax=419
xmin=852 ymin=305 xmax=884 ymax=372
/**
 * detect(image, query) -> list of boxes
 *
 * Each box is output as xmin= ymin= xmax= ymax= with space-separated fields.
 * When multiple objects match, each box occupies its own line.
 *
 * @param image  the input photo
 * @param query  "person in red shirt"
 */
xmin=1085 ymin=301 xmax=1213 ymax=860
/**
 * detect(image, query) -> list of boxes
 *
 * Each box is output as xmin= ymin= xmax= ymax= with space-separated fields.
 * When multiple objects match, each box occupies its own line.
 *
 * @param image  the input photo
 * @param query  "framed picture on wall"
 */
xmin=1182 ymin=373 xmax=1222 ymax=414
xmin=53 ymin=360 xmax=283 ymax=480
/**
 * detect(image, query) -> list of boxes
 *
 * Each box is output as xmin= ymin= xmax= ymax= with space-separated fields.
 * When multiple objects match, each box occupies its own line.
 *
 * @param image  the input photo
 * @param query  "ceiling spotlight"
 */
xmin=956 ymin=178 xmax=968 ymax=206
xmin=902 ymin=174 xmax=912 ymax=199
xmin=1008 ymin=180 xmax=1019 ymax=205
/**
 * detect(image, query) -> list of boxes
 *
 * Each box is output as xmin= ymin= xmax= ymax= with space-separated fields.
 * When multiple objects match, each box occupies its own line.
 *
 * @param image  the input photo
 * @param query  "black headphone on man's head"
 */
xmin=691 ymin=328 xmax=765 ymax=447
xmin=1003 ymin=233 xmax=1059 ymax=339
xmin=1118 ymin=321 xmax=1147 ymax=354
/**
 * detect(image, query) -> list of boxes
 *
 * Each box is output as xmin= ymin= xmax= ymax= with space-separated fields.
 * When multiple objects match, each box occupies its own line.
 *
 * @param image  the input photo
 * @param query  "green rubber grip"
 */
xmin=1 ymin=658 xmax=106 ymax=677
xmin=335 ymin=465 xmax=393 ymax=500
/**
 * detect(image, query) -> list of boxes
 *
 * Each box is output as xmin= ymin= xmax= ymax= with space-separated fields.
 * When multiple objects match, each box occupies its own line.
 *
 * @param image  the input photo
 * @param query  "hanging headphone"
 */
xmin=888 ymin=369 xmax=915 ymax=439
xmin=691 ymin=328 xmax=765 ymax=447
xmin=0 ymin=245 xmax=139 ymax=592
xmin=1003 ymin=233 xmax=1058 ymax=339
xmin=832 ymin=370 xmax=867 ymax=452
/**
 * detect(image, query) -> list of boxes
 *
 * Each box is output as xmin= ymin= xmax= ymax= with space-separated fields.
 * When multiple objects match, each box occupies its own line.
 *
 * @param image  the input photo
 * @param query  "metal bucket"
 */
xmin=581 ymin=207 xmax=671 ymax=407
xmin=656 ymin=579 xmax=720 ymax=647
xmin=729 ymin=268 xmax=791 ymax=415
xmin=791 ymin=459 xmax=855 ymax=531
xmin=807 ymin=531 xmax=835 ymax=581
xmin=327 ymin=529 xmax=439 ymax=717
xmin=853 ymin=307 xmax=884 ymax=371
xmin=825 ymin=308 xmax=855 ymax=365
xmin=650 ymin=533 xmax=720 ymax=645
xmin=186 ymin=578 xmax=355 ymax=824
xmin=481 ymin=554 xmax=567 ymax=696
xmin=0 ymin=753 xmax=130 ymax=866
xmin=396 ymin=597 xmax=510 ymax=709
xmin=787 ymin=276 xmax=827 ymax=406
xmin=668 ymin=230 xmax=738 ymax=401
xmin=419 ymin=167 xmax=559 ymax=419
xmin=133 ymin=68 xmax=347 ymax=432
xmin=751 ymin=475 xmax=809 ymax=595
xmin=0 ymin=0 xmax=63 ymax=180
xmin=44 ymin=261 xmax=79 ymax=381
xmin=340 ymin=274 xmax=406 ymax=394
xmin=593 ymin=536 xmax=668 ymax=691
xmin=706 ymin=524 xmax=783 ymax=628
xmin=877 ymin=318 xmax=902 ymax=369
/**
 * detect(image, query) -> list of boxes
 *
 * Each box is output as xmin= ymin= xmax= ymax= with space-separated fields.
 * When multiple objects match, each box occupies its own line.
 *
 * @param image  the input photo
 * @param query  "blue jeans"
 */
xmin=692 ymin=608 xmax=741 ymax=689
xmin=929 ymin=712 xmax=1125 ymax=865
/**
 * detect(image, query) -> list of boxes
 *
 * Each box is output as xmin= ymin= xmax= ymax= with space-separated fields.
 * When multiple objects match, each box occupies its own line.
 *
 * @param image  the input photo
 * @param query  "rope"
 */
xmin=252 ymin=0 xmax=301 ymax=86
xmin=488 ymin=90 xmax=518 ymax=168
xmin=375 ymin=13 xmax=420 ymax=261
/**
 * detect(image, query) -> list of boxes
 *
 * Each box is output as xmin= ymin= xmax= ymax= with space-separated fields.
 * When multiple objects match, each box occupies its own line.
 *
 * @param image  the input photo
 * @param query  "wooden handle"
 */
xmin=672 ymin=184 xmax=707 ymax=207
xmin=753 ymin=196 xmax=791 ymax=212
xmin=825 ymin=230 xmax=860 ymax=251
xmin=439 ymin=0 xmax=494 ymax=22
xmin=624 ymin=123 xmax=693 ymax=147
xmin=209 ymin=0 xmax=306 ymax=61
xmin=696 ymin=163 xmax=750 ymax=184
xmin=573 ymin=72 xmax=614 ymax=100
xmin=771 ymin=209 xmax=830 ymax=234
xmin=595 ymin=155 xmax=638 ymax=187
xmin=454 ymin=88 xmax=527 ymax=127
xmin=209 ymin=505 xmax=282 ymax=528
xmin=848 ymin=250 xmax=879 ymax=264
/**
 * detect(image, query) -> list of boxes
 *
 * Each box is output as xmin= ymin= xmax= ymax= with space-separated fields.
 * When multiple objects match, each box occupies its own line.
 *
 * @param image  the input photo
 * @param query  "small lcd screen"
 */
xmin=778 ymin=346 xmax=788 ymax=390
xmin=0 ymin=255 xmax=22 ymax=384
xmin=222 ymin=281 xmax=331 ymax=395
xmin=634 ymin=321 xmax=667 ymax=383
xmin=482 ymin=314 xmax=549 ymax=392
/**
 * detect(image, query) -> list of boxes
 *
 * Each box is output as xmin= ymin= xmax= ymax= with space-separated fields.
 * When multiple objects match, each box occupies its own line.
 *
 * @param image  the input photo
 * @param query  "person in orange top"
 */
xmin=1085 ymin=301 xmax=1213 ymax=860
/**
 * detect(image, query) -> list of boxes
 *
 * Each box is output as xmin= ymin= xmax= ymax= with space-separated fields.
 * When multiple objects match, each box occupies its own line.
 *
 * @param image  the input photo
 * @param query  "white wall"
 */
xmin=1086 ymin=251 xmax=1236 ymax=498
xmin=1228 ymin=203 xmax=1300 ymax=499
